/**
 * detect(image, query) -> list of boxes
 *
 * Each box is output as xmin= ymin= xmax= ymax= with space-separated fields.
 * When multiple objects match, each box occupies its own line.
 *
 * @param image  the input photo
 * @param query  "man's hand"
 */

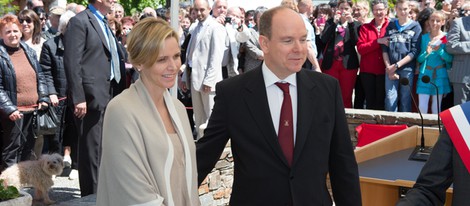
xmin=215 ymin=14 xmax=226 ymax=25
xmin=74 ymin=102 xmax=87 ymax=119
xmin=202 ymin=85 xmax=211 ymax=93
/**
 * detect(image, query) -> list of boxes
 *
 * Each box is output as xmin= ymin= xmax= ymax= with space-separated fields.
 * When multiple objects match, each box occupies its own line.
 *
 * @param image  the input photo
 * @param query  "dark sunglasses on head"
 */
xmin=19 ymin=19 xmax=32 ymax=24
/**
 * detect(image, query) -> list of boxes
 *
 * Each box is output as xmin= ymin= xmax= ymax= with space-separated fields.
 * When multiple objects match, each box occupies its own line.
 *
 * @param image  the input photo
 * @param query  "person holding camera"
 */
xmin=221 ymin=6 xmax=250 ymax=79
xmin=319 ymin=0 xmax=361 ymax=108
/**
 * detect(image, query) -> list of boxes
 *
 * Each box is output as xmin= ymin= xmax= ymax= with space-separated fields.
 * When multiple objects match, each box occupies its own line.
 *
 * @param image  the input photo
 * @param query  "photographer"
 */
xmin=319 ymin=0 xmax=361 ymax=108
xmin=458 ymin=2 xmax=470 ymax=17
xmin=450 ymin=0 xmax=468 ymax=19
xmin=220 ymin=7 xmax=250 ymax=79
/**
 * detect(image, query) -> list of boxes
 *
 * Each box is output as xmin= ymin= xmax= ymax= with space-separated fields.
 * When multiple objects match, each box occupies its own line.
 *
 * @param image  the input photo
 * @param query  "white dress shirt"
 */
xmin=263 ymin=62 xmax=298 ymax=143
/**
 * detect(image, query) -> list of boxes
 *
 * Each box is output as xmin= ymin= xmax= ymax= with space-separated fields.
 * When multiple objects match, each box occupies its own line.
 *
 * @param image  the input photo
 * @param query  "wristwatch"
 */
xmin=395 ymin=63 xmax=399 ymax=69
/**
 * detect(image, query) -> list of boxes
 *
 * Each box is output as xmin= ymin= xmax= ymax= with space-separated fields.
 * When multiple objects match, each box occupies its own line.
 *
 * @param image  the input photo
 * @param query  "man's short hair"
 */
xmin=259 ymin=6 xmax=287 ymax=39
xmin=396 ymin=0 xmax=409 ymax=5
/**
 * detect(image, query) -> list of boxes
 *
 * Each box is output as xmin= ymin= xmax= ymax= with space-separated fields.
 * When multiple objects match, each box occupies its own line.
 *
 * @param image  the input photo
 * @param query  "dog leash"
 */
xmin=16 ymin=97 xmax=67 ymax=110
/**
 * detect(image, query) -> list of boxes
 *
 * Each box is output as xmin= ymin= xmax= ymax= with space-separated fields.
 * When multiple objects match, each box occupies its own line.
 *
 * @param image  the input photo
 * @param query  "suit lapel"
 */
xmin=86 ymin=10 xmax=110 ymax=51
xmin=243 ymin=68 xmax=291 ymax=166
xmin=292 ymin=71 xmax=317 ymax=166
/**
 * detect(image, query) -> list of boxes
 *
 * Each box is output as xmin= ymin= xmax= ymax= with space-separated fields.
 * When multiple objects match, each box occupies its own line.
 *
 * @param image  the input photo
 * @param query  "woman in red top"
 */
xmin=356 ymin=0 xmax=390 ymax=110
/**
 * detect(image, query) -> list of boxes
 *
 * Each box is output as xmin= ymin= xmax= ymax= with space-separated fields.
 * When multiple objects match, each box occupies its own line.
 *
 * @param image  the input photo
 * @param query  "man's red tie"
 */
xmin=275 ymin=82 xmax=294 ymax=166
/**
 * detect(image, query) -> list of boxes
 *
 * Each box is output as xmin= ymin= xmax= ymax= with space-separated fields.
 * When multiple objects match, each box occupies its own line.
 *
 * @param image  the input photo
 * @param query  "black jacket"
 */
xmin=0 ymin=40 xmax=49 ymax=118
xmin=320 ymin=18 xmax=361 ymax=70
xmin=40 ymin=35 xmax=67 ymax=97
xmin=396 ymin=128 xmax=469 ymax=206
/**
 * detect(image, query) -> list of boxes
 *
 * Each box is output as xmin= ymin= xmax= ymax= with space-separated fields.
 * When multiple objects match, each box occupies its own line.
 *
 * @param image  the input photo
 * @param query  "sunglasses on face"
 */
xmin=19 ymin=19 xmax=32 ymax=24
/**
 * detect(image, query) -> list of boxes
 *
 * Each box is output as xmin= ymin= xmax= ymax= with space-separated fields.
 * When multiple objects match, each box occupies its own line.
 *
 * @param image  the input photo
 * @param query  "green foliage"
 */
xmin=0 ymin=0 xmax=18 ymax=16
xmin=68 ymin=0 xmax=89 ymax=7
xmin=0 ymin=179 xmax=20 ymax=201
xmin=120 ymin=0 xmax=165 ymax=15
xmin=65 ymin=0 xmax=166 ymax=16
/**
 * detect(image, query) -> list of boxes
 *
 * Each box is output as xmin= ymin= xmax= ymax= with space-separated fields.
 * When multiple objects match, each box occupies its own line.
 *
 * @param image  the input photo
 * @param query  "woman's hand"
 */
xmin=9 ymin=111 xmax=23 ymax=121
xmin=334 ymin=11 xmax=341 ymax=23
xmin=38 ymin=102 xmax=49 ymax=110
xmin=49 ymin=94 xmax=59 ymax=107
xmin=377 ymin=37 xmax=389 ymax=46
xmin=344 ymin=11 xmax=354 ymax=23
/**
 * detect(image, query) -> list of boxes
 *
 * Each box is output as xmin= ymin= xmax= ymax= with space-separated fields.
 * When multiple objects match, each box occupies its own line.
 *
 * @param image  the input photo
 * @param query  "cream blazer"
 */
xmin=97 ymin=79 xmax=200 ymax=206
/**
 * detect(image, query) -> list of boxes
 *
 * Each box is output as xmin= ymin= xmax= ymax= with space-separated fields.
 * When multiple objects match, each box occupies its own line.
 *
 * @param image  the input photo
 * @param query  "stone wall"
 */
xmin=197 ymin=109 xmax=440 ymax=205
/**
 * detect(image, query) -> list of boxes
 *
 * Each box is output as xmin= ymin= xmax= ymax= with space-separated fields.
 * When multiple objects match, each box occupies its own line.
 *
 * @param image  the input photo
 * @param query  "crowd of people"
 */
xmin=1 ymin=0 xmax=470 ymax=205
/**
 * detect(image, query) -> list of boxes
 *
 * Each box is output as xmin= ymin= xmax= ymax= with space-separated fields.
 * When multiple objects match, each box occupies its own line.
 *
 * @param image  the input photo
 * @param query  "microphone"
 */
xmin=421 ymin=75 xmax=442 ymax=133
xmin=400 ymin=78 xmax=432 ymax=162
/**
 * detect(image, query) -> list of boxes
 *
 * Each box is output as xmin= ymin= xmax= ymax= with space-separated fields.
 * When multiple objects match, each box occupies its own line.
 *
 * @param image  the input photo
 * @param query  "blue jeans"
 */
xmin=385 ymin=68 xmax=414 ymax=112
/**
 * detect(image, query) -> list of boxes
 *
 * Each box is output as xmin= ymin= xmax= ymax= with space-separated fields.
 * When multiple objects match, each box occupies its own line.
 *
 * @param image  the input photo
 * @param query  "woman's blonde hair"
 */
xmin=280 ymin=0 xmax=298 ymax=12
xmin=126 ymin=18 xmax=179 ymax=68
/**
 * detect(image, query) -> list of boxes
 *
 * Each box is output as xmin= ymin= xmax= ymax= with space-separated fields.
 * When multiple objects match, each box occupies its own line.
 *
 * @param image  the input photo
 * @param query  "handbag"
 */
xmin=33 ymin=106 xmax=60 ymax=136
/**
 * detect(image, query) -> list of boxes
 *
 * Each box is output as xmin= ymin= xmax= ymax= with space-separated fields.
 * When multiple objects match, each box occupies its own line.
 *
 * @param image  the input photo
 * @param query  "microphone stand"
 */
xmin=422 ymin=75 xmax=442 ymax=133
xmin=399 ymin=78 xmax=432 ymax=162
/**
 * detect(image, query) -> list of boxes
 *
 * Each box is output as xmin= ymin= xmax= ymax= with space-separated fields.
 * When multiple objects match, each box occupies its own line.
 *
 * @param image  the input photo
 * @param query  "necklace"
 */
xmin=375 ymin=20 xmax=384 ymax=33
xmin=376 ymin=25 xmax=382 ymax=32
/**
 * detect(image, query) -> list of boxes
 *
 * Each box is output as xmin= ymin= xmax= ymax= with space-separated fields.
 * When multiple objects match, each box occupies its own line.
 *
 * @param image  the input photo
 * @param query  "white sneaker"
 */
xmin=69 ymin=169 xmax=78 ymax=180
xmin=63 ymin=156 xmax=72 ymax=168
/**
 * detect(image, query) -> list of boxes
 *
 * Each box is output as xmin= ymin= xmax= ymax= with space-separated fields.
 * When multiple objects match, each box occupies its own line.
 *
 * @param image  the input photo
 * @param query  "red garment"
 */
xmin=323 ymin=60 xmax=358 ymax=108
xmin=357 ymin=18 xmax=390 ymax=75
xmin=275 ymin=82 xmax=294 ymax=166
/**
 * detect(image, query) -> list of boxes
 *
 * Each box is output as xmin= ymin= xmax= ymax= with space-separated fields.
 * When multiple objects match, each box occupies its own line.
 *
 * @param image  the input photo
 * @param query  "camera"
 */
xmin=124 ymin=28 xmax=131 ymax=36
xmin=224 ymin=17 xmax=232 ymax=24
xmin=458 ymin=8 xmax=469 ymax=17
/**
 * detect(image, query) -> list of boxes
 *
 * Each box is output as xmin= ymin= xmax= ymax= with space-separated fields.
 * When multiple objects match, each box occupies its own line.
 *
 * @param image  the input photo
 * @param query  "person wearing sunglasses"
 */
xmin=0 ymin=14 xmax=49 ymax=171
xmin=18 ymin=9 xmax=45 ymax=59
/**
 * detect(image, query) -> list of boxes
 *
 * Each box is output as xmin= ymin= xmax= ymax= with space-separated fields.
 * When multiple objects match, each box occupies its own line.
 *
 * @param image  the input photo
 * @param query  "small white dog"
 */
xmin=0 ymin=153 xmax=64 ymax=205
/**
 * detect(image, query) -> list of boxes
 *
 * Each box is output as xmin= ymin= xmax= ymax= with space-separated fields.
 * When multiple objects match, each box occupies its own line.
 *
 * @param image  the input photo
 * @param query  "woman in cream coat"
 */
xmin=97 ymin=18 xmax=200 ymax=206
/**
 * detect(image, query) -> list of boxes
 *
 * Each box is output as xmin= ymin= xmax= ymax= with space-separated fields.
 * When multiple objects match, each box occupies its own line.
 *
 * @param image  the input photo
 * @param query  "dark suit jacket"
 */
xmin=64 ymin=8 xmax=126 ymax=111
xmin=396 ymin=128 xmax=470 ymax=206
xmin=197 ymin=67 xmax=361 ymax=205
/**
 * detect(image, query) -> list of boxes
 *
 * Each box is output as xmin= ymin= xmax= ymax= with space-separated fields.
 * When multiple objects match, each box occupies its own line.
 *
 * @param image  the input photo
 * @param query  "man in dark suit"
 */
xmin=196 ymin=6 xmax=361 ymax=205
xmin=396 ymin=102 xmax=470 ymax=206
xmin=63 ymin=0 xmax=125 ymax=196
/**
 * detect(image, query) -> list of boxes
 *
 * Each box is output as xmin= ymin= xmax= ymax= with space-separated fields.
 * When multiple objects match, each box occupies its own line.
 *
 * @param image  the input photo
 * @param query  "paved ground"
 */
xmin=23 ymin=168 xmax=83 ymax=206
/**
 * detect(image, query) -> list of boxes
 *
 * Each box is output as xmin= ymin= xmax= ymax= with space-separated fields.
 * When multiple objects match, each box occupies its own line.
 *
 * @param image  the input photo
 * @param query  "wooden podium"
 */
xmin=354 ymin=125 xmax=453 ymax=206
